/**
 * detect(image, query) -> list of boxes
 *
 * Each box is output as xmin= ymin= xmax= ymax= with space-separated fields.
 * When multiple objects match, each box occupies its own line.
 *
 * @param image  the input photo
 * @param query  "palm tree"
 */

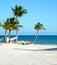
xmin=3 ymin=21 xmax=8 ymax=43
xmin=12 ymin=5 xmax=27 ymax=42
xmin=33 ymin=22 xmax=45 ymax=43
xmin=8 ymin=17 xmax=15 ymax=43
xmin=8 ymin=17 xmax=22 ymax=43
xmin=0 ymin=19 xmax=9 ymax=43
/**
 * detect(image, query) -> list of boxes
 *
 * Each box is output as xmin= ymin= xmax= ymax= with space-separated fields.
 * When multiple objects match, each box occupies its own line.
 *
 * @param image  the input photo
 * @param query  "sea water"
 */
xmin=0 ymin=35 xmax=57 ymax=44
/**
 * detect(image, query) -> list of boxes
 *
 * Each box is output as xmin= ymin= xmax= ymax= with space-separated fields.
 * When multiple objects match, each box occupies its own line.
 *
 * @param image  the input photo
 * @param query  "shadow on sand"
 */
xmin=13 ymin=48 xmax=57 ymax=51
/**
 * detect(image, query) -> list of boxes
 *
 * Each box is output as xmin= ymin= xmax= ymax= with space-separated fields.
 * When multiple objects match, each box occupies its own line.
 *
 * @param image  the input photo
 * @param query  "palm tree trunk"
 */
xmin=4 ymin=30 xmax=7 ymax=43
xmin=33 ymin=31 xmax=38 ymax=43
xmin=16 ymin=16 xmax=18 ymax=43
xmin=8 ymin=30 xmax=11 ymax=43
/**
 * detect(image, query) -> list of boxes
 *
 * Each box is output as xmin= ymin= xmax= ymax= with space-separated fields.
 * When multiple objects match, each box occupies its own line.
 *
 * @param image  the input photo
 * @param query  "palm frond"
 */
xmin=12 ymin=5 xmax=27 ymax=17
xmin=34 ymin=22 xmax=46 ymax=31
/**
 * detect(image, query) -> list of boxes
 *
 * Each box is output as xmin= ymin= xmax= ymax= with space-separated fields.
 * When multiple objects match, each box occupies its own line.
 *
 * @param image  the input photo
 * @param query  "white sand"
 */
xmin=0 ymin=44 xmax=57 ymax=65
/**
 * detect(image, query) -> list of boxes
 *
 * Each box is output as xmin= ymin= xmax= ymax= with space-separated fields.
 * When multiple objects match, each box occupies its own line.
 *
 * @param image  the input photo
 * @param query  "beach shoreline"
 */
xmin=0 ymin=43 xmax=57 ymax=50
xmin=0 ymin=43 xmax=57 ymax=65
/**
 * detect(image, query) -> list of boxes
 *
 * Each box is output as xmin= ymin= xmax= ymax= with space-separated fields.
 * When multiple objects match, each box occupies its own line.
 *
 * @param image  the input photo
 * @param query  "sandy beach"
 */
xmin=0 ymin=44 xmax=57 ymax=65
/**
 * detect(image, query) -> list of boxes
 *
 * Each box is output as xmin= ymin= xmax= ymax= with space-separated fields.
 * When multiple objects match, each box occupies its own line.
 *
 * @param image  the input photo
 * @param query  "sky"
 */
xmin=0 ymin=0 xmax=57 ymax=35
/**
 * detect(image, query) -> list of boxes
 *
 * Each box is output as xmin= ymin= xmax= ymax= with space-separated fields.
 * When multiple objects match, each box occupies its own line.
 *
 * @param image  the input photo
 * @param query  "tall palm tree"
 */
xmin=0 ymin=19 xmax=9 ymax=43
xmin=8 ymin=17 xmax=15 ymax=43
xmin=8 ymin=17 xmax=22 ymax=43
xmin=3 ymin=21 xmax=8 ymax=43
xmin=12 ymin=5 xmax=27 ymax=42
xmin=33 ymin=22 xmax=45 ymax=43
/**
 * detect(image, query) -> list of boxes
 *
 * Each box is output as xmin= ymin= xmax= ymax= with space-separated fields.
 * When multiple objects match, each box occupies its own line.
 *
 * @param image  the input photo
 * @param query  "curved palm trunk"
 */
xmin=33 ymin=31 xmax=38 ymax=43
xmin=4 ymin=30 xmax=7 ymax=43
xmin=8 ymin=30 xmax=11 ymax=43
xmin=16 ymin=16 xmax=18 ymax=43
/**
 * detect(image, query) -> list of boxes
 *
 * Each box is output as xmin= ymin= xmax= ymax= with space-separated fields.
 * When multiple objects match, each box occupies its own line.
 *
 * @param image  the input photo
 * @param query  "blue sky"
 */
xmin=0 ymin=0 xmax=57 ymax=35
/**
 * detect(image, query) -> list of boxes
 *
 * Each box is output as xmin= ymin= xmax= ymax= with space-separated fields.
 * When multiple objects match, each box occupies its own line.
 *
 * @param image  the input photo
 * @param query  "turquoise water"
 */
xmin=0 ymin=35 xmax=57 ymax=44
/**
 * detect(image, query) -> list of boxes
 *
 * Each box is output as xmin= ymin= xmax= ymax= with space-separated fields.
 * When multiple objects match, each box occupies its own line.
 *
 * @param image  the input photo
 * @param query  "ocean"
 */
xmin=0 ymin=35 xmax=57 ymax=44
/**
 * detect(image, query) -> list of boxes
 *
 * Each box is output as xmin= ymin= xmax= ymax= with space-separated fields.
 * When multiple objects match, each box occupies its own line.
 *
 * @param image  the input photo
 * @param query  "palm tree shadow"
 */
xmin=43 ymin=48 xmax=57 ymax=51
xmin=13 ymin=48 xmax=57 ymax=51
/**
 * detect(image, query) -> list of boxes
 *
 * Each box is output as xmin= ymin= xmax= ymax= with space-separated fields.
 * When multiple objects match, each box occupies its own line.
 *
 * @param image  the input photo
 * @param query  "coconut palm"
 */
xmin=33 ymin=22 xmax=45 ymax=43
xmin=8 ymin=17 xmax=22 ymax=43
xmin=7 ymin=17 xmax=15 ymax=43
xmin=0 ymin=19 xmax=9 ymax=42
xmin=12 ymin=5 xmax=27 ymax=42
xmin=3 ymin=21 xmax=9 ymax=43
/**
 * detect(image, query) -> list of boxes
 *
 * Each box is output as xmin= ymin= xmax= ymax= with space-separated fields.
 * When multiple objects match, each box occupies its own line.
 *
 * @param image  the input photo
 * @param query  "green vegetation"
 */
xmin=0 ymin=19 xmax=9 ymax=42
xmin=0 ymin=17 xmax=22 ymax=43
xmin=12 ymin=5 xmax=27 ymax=42
xmin=33 ymin=22 xmax=45 ymax=43
xmin=0 ymin=5 xmax=45 ymax=44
